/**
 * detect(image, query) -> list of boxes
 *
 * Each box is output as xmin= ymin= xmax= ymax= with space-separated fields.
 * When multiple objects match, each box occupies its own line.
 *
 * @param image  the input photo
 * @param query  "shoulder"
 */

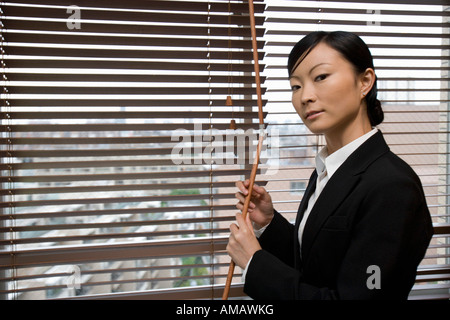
xmin=366 ymin=150 xmax=421 ymax=186
xmin=359 ymin=150 xmax=427 ymax=210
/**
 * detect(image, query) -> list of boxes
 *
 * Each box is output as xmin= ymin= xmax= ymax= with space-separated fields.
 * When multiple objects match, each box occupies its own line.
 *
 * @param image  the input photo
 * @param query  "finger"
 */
xmin=245 ymin=212 xmax=255 ymax=235
xmin=230 ymin=219 xmax=238 ymax=228
xmin=235 ymin=191 xmax=246 ymax=203
xmin=248 ymin=201 xmax=256 ymax=209
xmin=236 ymin=202 xmax=254 ymax=214
xmin=244 ymin=193 xmax=257 ymax=208
xmin=251 ymin=184 xmax=269 ymax=199
xmin=244 ymin=179 xmax=255 ymax=194
xmin=245 ymin=180 xmax=260 ymax=197
xmin=252 ymin=183 xmax=264 ymax=194
xmin=235 ymin=180 xmax=248 ymax=195
xmin=236 ymin=190 xmax=256 ymax=209
xmin=229 ymin=222 xmax=239 ymax=234
xmin=235 ymin=212 xmax=256 ymax=241
xmin=236 ymin=180 xmax=261 ymax=199
xmin=235 ymin=212 xmax=248 ymax=231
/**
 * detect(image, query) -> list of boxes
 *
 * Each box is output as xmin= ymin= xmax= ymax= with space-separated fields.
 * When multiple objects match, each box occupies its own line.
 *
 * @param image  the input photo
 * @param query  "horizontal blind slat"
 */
xmin=2 ymin=0 xmax=265 ymax=12
xmin=0 ymin=168 xmax=258 ymax=183
xmin=0 ymin=237 xmax=229 ymax=269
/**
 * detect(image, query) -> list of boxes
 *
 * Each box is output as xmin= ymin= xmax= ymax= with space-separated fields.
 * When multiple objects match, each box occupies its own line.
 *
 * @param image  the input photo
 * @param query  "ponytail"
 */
xmin=365 ymin=75 xmax=384 ymax=126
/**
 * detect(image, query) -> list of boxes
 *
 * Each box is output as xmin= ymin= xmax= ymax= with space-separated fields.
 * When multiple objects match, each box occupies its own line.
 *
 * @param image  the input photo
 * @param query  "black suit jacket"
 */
xmin=244 ymin=131 xmax=434 ymax=300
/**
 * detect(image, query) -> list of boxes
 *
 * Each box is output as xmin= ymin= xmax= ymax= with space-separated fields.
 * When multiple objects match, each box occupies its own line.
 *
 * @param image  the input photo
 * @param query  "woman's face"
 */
xmin=289 ymin=42 xmax=370 ymax=140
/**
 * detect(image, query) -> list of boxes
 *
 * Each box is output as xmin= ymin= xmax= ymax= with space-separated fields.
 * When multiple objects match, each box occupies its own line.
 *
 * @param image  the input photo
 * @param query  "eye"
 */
xmin=315 ymin=74 xmax=328 ymax=82
xmin=291 ymin=85 xmax=301 ymax=92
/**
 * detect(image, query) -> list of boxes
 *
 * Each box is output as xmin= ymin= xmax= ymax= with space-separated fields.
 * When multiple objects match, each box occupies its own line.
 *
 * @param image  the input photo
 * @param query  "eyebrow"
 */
xmin=289 ymin=62 xmax=331 ymax=80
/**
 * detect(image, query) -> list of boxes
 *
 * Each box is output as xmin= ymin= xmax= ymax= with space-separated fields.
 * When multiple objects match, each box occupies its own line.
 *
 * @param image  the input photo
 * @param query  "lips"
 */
xmin=305 ymin=110 xmax=324 ymax=120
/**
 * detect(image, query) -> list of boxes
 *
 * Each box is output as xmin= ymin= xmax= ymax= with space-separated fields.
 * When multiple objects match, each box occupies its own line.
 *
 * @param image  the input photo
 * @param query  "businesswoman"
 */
xmin=226 ymin=31 xmax=434 ymax=299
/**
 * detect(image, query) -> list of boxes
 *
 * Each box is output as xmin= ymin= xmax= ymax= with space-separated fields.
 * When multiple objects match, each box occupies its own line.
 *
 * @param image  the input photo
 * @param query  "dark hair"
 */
xmin=288 ymin=31 xmax=383 ymax=126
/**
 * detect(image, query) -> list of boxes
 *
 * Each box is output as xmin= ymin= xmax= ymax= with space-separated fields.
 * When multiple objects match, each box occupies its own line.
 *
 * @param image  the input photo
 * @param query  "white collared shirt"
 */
xmin=298 ymin=128 xmax=378 ymax=249
xmin=242 ymin=128 xmax=378 ymax=281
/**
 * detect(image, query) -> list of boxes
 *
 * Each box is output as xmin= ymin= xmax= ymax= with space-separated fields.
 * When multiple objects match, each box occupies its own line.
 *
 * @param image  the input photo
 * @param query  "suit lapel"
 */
xmin=299 ymin=131 xmax=390 ymax=262
xmin=295 ymin=170 xmax=317 ymax=228
xmin=293 ymin=170 xmax=317 ymax=268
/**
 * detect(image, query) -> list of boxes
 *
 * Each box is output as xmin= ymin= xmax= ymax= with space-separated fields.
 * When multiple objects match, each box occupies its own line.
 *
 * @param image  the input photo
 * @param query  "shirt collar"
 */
xmin=315 ymin=128 xmax=378 ymax=179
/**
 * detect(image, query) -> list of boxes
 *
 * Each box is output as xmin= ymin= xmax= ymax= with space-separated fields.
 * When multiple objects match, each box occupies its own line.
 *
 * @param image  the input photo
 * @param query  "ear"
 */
xmin=359 ymin=68 xmax=376 ymax=98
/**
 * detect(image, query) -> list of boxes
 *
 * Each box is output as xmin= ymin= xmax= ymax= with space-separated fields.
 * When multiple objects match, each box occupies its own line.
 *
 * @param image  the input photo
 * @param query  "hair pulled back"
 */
xmin=288 ymin=31 xmax=383 ymax=127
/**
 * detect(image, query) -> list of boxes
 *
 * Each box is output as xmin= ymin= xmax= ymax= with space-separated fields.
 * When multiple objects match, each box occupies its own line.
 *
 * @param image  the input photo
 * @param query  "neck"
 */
xmin=325 ymin=119 xmax=372 ymax=155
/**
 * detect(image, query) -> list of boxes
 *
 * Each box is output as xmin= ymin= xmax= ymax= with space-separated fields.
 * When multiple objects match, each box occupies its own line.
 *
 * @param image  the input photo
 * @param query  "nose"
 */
xmin=300 ymin=83 xmax=316 ymax=106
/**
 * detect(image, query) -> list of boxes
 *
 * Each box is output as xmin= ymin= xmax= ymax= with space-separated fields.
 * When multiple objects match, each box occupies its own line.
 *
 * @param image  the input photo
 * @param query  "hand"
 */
xmin=235 ymin=180 xmax=274 ymax=229
xmin=227 ymin=212 xmax=262 ymax=269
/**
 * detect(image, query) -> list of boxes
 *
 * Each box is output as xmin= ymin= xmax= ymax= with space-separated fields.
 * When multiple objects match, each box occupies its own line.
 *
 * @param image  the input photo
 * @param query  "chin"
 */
xmin=304 ymin=123 xmax=328 ymax=135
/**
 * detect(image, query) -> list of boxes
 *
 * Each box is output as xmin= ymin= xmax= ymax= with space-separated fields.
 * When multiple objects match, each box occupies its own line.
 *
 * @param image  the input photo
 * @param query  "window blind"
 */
xmin=1 ymin=0 xmax=449 ymax=301
xmin=0 ymin=0 xmax=266 ymax=299
xmin=260 ymin=0 xmax=450 ymax=300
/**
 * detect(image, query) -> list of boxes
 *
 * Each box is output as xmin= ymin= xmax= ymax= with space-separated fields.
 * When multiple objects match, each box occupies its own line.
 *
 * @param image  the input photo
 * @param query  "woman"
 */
xmin=226 ymin=31 xmax=434 ymax=300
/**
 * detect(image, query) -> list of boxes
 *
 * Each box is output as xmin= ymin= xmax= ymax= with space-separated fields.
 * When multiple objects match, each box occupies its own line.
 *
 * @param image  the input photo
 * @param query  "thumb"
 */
xmin=244 ymin=212 xmax=256 ymax=237
xmin=252 ymin=184 xmax=270 ymax=199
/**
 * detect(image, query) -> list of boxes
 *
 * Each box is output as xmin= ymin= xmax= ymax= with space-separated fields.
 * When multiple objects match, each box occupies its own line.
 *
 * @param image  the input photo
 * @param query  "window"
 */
xmin=1 ymin=0 xmax=265 ymax=300
xmin=289 ymin=181 xmax=306 ymax=196
xmin=1 ymin=0 xmax=449 ymax=300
